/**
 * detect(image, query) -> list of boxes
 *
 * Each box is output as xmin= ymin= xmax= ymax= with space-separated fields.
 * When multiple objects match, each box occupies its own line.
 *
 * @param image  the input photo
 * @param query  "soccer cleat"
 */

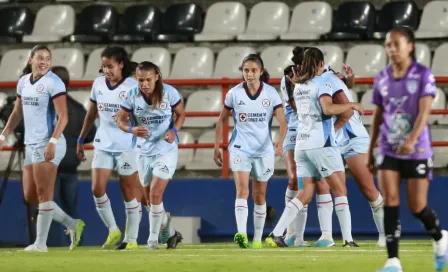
xmin=68 ymin=219 xmax=86 ymax=251
xmin=234 ymin=232 xmax=249 ymax=248
xmin=265 ymin=233 xmax=288 ymax=248
xmin=252 ymin=241 xmax=263 ymax=249
xmin=377 ymin=258 xmax=403 ymax=272
xmin=147 ymin=240 xmax=160 ymax=250
xmin=23 ymin=244 xmax=48 ymax=252
xmin=102 ymin=229 xmax=122 ymax=249
xmin=159 ymin=212 xmax=172 ymax=243
xmin=311 ymin=239 xmax=335 ymax=247
xmin=294 ymin=241 xmax=309 ymax=247
xmin=284 ymin=234 xmax=296 ymax=247
xmin=377 ymin=235 xmax=386 ymax=247
xmin=167 ymin=231 xmax=183 ymax=249
xmin=125 ymin=242 xmax=138 ymax=250
xmin=115 ymin=242 xmax=128 ymax=250
xmin=342 ymin=240 xmax=359 ymax=247
xmin=434 ymin=230 xmax=448 ymax=271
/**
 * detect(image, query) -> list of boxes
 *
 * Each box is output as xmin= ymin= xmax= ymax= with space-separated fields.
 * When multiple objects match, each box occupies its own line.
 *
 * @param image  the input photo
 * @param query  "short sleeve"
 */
xmin=224 ymin=90 xmax=233 ymax=110
xmin=16 ymin=77 xmax=25 ymax=97
xmin=167 ymin=86 xmax=182 ymax=108
xmin=317 ymin=80 xmax=333 ymax=98
xmin=280 ymin=76 xmax=288 ymax=102
xmin=50 ymin=77 xmax=66 ymax=100
xmin=371 ymin=75 xmax=383 ymax=106
xmin=121 ymin=88 xmax=135 ymax=112
xmin=272 ymin=88 xmax=283 ymax=111
xmin=420 ymin=69 xmax=437 ymax=98
xmin=90 ymin=81 xmax=97 ymax=103
xmin=329 ymin=75 xmax=346 ymax=97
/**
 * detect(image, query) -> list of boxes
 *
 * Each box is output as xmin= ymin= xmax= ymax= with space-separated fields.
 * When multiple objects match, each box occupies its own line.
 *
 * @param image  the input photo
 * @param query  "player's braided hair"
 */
xmin=296 ymin=47 xmax=324 ymax=84
xmin=388 ymin=26 xmax=416 ymax=61
xmin=22 ymin=45 xmax=51 ymax=77
xmin=100 ymin=46 xmax=133 ymax=79
xmin=239 ymin=54 xmax=270 ymax=83
xmin=136 ymin=61 xmax=164 ymax=110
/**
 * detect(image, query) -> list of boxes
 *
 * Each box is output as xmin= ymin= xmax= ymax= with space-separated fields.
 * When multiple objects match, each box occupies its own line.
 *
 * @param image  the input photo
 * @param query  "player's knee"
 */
xmin=236 ymin=187 xmax=249 ymax=199
xmin=383 ymin=194 xmax=400 ymax=206
xmin=252 ymin=191 xmax=266 ymax=205
xmin=23 ymin=190 xmax=38 ymax=206
xmin=91 ymin=186 xmax=106 ymax=198
xmin=149 ymin=189 xmax=163 ymax=204
xmin=287 ymin=172 xmax=298 ymax=190
xmin=360 ymin=186 xmax=378 ymax=202
xmin=408 ymin=201 xmax=426 ymax=214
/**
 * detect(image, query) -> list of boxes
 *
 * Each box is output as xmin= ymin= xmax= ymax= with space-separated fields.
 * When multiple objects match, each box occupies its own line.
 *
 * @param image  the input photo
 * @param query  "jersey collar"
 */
xmin=29 ymin=71 xmax=49 ymax=85
xmin=243 ymin=81 xmax=263 ymax=100
xmin=105 ymin=77 xmax=125 ymax=90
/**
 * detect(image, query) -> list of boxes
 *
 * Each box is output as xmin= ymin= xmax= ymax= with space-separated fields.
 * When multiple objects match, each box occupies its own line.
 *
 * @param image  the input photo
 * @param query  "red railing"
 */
xmin=1 ymin=76 xmax=448 ymax=178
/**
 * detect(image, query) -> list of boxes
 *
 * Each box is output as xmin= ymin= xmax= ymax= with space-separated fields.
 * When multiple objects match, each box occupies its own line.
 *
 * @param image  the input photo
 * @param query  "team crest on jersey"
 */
xmin=36 ymin=84 xmax=44 ymax=92
xmin=119 ymin=91 xmax=127 ymax=101
xmin=262 ymin=99 xmax=270 ymax=107
xmin=406 ymin=80 xmax=418 ymax=94
xmin=290 ymin=136 xmax=296 ymax=143
xmin=233 ymin=156 xmax=242 ymax=164
xmin=159 ymin=102 xmax=167 ymax=110
xmin=239 ymin=113 xmax=248 ymax=122
xmin=135 ymin=106 xmax=144 ymax=114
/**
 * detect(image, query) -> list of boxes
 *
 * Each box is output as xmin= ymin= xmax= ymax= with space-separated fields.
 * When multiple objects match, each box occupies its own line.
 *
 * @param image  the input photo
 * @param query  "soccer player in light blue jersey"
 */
xmin=0 ymin=45 xmax=85 ymax=252
xmin=214 ymin=54 xmax=287 ymax=249
xmin=117 ymin=61 xmax=185 ymax=250
xmin=77 ymin=46 xmax=142 ymax=250
xmin=265 ymin=48 xmax=364 ymax=247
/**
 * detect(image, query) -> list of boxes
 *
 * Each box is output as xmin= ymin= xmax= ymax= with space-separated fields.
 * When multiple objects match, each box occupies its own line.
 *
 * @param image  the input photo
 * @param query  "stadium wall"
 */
xmin=0 ymin=176 xmax=447 ymax=246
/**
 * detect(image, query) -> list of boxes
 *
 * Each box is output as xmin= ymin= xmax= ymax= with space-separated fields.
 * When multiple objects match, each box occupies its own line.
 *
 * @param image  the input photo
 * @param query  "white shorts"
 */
xmin=339 ymin=137 xmax=369 ymax=160
xmin=230 ymin=152 xmax=275 ymax=182
xmin=282 ymin=130 xmax=297 ymax=155
xmin=92 ymin=150 xmax=137 ymax=176
xmin=24 ymin=138 xmax=67 ymax=166
xmin=137 ymin=147 xmax=178 ymax=187
xmin=295 ymin=147 xmax=345 ymax=180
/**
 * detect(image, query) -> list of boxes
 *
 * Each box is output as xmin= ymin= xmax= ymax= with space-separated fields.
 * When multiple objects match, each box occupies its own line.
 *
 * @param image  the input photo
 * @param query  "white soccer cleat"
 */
xmin=377 ymin=258 xmax=403 ymax=272
xmin=23 ymin=244 xmax=48 ymax=252
xmin=377 ymin=235 xmax=386 ymax=247
xmin=147 ymin=240 xmax=160 ymax=250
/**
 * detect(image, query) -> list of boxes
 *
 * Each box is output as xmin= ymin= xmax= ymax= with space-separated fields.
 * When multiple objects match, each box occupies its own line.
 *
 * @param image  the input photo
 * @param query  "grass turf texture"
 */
xmin=0 ymin=240 xmax=436 ymax=272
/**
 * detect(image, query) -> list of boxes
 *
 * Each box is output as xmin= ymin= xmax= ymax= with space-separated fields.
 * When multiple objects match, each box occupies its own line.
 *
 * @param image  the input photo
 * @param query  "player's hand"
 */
xmin=76 ymin=143 xmax=86 ymax=162
xmin=286 ymin=66 xmax=299 ymax=87
xmin=164 ymin=130 xmax=176 ymax=143
xmin=214 ymin=148 xmax=223 ymax=167
xmin=397 ymin=139 xmax=415 ymax=155
xmin=343 ymin=64 xmax=355 ymax=81
xmin=351 ymin=102 xmax=365 ymax=115
xmin=44 ymin=143 xmax=56 ymax=162
xmin=274 ymin=141 xmax=283 ymax=156
xmin=367 ymin=151 xmax=376 ymax=174
xmin=132 ymin=126 xmax=150 ymax=138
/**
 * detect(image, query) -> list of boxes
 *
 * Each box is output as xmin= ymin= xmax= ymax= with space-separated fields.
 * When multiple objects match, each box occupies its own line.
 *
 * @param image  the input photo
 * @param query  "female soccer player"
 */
xmin=214 ymin=54 xmax=287 ymax=249
xmin=77 ymin=46 xmax=142 ymax=250
xmin=367 ymin=27 xmax=448 ymax=272
xmin=117 ymin=61 xmax=185 ymax=250
xmin=0 ymin=45 xmax=85 ymax=252
xmin=265 ymin=48 xmax=364 ymax=247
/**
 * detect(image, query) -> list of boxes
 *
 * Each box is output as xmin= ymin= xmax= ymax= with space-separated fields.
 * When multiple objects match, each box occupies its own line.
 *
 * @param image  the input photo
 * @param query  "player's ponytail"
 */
xmin=22 ymin=45 xmax=51 ymax=77
xmin=297 ymin=47 xmax=324 ymax=84
xmin=137 ymin=61 xmax=164 ymax=110
xmin=100 ymin=46 xmax=133 ymax=79
xmin=239 ymin=54 xmax=269 ymax=83
xmin=388 ymin=27 xmax=416 ymax=61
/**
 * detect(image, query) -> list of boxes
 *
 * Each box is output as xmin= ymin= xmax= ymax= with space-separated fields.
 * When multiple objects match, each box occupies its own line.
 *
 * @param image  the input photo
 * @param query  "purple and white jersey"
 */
xmin=372 ymin=61 xmax=436 ymax=160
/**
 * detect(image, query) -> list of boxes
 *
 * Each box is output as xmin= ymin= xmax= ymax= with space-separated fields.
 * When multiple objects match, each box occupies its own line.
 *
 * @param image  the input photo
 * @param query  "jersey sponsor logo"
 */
xmin=36 ymin=84 xmax=44 ymax=92
xmin=233 ymin=156 xmax=242 ymax=164
xmin=416 ymin=163 xmax=426 ymax=175
xmin=98 ymin=102 xmax=120 ymax=113
xmin=424 ymin=82 xmax=436 ymax=94
xmin=22 ymin=96 xmax=39 ymax=106
xmin=262 ymin=99 xmax=270 ymax=107
xmin=159 ymin=165 xmax=169 ymax=173
xmin=239 ymin=113 xmax=247 ymax=122
xmin=389 ymin=96 xmax=408 ymax=108
xmin=159 ymin=102 xmax=167 ymax=110
xmin=239 ymin=112 xmax=267 ymax=123
xmin=238 ymin=100 xmax=246 ymax=105
xmin=119 ymin=91 xmax=127 ymax=101
xmin=380 ymin=85 xmax=389 ymax=97
xmin=136 ymin=106 xmax=144 ymax=115
xmin=406 ymin=80 xmax=418 ymax=94
xmin=98 ymin=103 xmax=104 ymax=111
xmin=121 ymin=162 xmax=132 ymax=170
xmin=139 ymin=115 xmax=168 ymax=125
xmin=139 ymin=116 xmax=148 ymax=124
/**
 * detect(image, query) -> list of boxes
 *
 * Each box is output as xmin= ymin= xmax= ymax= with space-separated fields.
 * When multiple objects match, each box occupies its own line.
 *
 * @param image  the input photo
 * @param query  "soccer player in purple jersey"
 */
xmin=367 ymin=27 xmax=448 ymax=272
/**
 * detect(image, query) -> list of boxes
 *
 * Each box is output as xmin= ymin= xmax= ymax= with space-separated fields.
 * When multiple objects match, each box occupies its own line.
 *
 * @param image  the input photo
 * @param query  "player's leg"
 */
xmin=312 ymin=180 xmax=335 ymax=247
xmin=116 ymin=151 xmax=140 ymax=250
xmin=91 ymin=150 xmax=121 ymax=249
xmin=22 ymin=164 xmax=39 ymax=206
xmin=376 ymin=156 xmax=402 ymax=271
xmin=344 ymin=138 xmax=385 ymax=246
xmin=405 ymin=160 xmax=448 ymax=271
xmin=230 ymin=153 xmax=252 ymax=248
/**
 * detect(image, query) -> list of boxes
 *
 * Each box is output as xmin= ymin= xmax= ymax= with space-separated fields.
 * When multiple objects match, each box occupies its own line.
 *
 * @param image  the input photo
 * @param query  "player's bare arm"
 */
xmin=214 ymin=107 xmax=231 ymax=167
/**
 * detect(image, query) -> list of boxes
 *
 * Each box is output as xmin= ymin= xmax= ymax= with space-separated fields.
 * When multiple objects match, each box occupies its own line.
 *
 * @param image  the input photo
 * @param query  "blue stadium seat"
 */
xmin=0 ymin=7 xmax=34 ymax=43
xmin=112 ymin=5 xmax=162 ymax=43
xmin=69 ymin=4 xmax=118 ymax=43
xmin=156 ymin=3 xmax=203 ymax=42
xmin=322 ymin=2 xmax=376 ymax=40
xmin=373 ymin=1 xmax=420 ymax=39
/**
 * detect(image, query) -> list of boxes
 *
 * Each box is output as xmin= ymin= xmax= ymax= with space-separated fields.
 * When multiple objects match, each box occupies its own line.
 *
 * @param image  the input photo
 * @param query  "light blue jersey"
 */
xmin=225 ymin=82 xmax=283 ymax=157
xmin=17 ymin=71 xmax=66 ymax=145
xmin=280 ymin=76 xmax=298 ymax=131
xmin=293 ymin=75 xmax=337 ymax=150
xmin=90 ymin=76 xmax=137 ymax=152
xmin=121 ymin=83 xmax=182 ymax=156
xmin=323 ymin=70 xmax=369 ymax=147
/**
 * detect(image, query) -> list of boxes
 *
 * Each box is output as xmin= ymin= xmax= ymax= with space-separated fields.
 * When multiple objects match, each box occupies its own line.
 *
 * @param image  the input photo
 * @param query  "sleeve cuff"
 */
xmin=120 ymin=105 xmax=132 ymax=112
xmin=224 ymin=104 xmax=233 ymax=110
xmin=273 ymin=104 xmax=283 ymax=110
xmin=51 ymin=92 xmax=67 ymax=100
xmin=319 ymin=93 xmax=332 ymax=99
xmin=332 ymin=89 xmax=343 ymax=97
xmin=171 ymin=99 xmax=181 ymax=109
xmin=17 ymin=94 xmax=21 ymax=98
xmin=90 ymin=98 xmax=97 ymax=103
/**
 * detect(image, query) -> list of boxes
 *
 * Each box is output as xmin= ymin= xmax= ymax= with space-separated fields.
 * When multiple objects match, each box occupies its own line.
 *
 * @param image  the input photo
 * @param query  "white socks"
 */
xmin=149 ymin=203 xmax=164 ymax=242
xmin=235 ymin=199 xmax=248 ymax=234
xmin=370 ymin=194 xmax=385 ymax=237
xmin=253 ymin=203 xmax=266 ymax=242
xmin=273 ymin=198 xmax=304 ymax=236
xmin=123 ymin=199 xmax=140 ymax=243
xmin=94 ymin=194 xmax=118 ymax=232
xmin=285 ymin=188 xmax=298 ymax=235
xmin=295 ymin=205 xmax=308 ymax=243
xmin=335 ymin=196 xmax=353 ymax=242
xmin=35 ymin=201 xmax=54 ymax=247
xmin=317 ymin=194 xmax=333 ymax=240
xmin=52 ymin=201 xmax=76 ymax=230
